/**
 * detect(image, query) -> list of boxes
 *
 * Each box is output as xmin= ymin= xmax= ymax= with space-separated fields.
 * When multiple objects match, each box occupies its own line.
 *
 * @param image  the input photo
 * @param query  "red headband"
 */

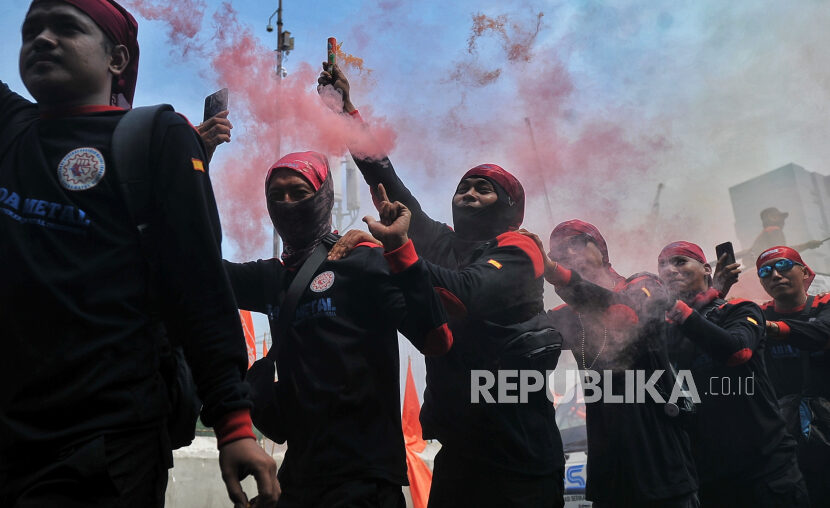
xmin=549 ymin=219 xmax=609 ymax=264
xmin=756 ymin=246 xmax=815 ymax=292
xmin=31 ymin=0 xmax=140 ymax=106
xmin=462 ymin=164 xmax=525 ymax=228
xmin=265 ymin=151 xmax=329 ymax=192
xmin=659 ymin=241 xmax=706 ymax=265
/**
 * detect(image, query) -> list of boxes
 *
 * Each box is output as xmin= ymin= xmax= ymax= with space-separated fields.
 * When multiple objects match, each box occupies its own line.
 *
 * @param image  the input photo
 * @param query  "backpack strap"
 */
xmin=110 ymin=105 xmax=174 ymax=337
xmin=265 ymin=233 xmax=341 ymax=362
xmin=111 ymin=104 xmax=173 ymax=240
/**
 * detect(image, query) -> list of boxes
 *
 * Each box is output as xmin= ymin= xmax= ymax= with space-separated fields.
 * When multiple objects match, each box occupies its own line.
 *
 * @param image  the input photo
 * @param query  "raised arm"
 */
xmin=0 ymin=81 xmax=38 ymax=151
xmin=362 ymin=184 xmax=452 ymax=356
xmin=317 ymin=65 xmax=452 ymax=247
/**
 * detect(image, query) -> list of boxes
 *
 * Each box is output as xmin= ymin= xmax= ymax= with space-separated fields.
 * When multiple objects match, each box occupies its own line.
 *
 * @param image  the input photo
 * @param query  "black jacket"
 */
xmin=548 ymin=271 xmax=698 ymax=502
xmin=353 ymin=154 xmax=564 ymax=475
xmin=762 ymin=294 xmax=830 ymax=399
xmin=667 ymin=296 xmax=794 ymax=484
xmin=0 ymin=81 xmax=250 ymax=467
xmin=224 ymin=241 xmax=451 ymax=488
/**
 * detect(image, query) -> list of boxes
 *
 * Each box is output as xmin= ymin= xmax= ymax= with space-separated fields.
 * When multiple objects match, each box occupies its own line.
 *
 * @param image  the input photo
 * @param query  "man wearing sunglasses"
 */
xmin=757 ymin=246 xmax=830 ymax=506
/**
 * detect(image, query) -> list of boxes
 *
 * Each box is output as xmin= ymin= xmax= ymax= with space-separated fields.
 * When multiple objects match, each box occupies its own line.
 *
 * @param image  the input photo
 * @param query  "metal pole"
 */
xmin=271 ymin=0 xmax=283 ymax=259
xmin=524 ymin=117 xmax=555 ymax=223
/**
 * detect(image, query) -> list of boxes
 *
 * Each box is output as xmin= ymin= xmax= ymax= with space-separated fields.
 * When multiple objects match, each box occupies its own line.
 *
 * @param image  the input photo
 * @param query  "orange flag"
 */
xmin=239 ymin=310 xmax=256 ymax=368
xmin=262 ymin=337 xmax=269 ymax=358
xmin=402 ymin=357 xmax=432 ymax=508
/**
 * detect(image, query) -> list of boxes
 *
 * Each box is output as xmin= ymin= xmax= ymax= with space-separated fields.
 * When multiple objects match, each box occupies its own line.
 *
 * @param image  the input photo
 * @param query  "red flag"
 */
xmin=403 ymin=358 xmax=431 ymax=508
xmin=239 ymin=310 xmax=256 ymax=368
xmin=263 ymin=337 xmax=269 ymax=358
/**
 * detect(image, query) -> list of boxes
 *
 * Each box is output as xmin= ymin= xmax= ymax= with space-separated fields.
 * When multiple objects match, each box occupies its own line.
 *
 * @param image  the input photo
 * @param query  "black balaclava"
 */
xmin=265 ymin=151 xmax=334 ymax=269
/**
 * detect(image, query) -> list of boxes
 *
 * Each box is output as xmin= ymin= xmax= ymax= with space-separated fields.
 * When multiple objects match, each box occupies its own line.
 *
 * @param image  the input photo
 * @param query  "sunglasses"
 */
xmin=758 ymin=258 xmax=801 ymax=279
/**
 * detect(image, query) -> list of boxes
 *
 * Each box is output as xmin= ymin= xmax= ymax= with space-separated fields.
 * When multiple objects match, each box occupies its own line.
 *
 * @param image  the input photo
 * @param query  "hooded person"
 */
xmin=1 ymin=1 xmax=280 ymax=506
xmin=221 ymin=151 xmax=452 ymax=508
xmin=319 ymin=67 xmax=565 ymax=508
xmin=523 ymin=222 xmax=698 ymax=507
xmin=658 ymin=241 xmax=808 ymax=508
xmin=756 ymin=246 xmax=830 ymax=506
xmin=547 ymin=219 xmax=626 ymax=291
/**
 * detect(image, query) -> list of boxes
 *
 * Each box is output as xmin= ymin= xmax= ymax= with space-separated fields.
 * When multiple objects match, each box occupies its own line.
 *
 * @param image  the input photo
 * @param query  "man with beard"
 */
xmin=756 ymin=246 xmax=830 ymax=506
xmin=658 ymin=241 xmax=808 ymax=507
xmin=320 ymin=64 xmax=564 ymax=508
xmin=221 ymin=152 xmax=452 ymax=508
xmin=524 ymin=221 xmax=699 ymax=508
xmin=0 ymin=1 xmax=278 ymax=506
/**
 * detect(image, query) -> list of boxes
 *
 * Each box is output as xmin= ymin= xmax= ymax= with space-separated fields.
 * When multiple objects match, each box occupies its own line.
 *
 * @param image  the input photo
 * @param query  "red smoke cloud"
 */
xmin=124 ymin=1 xmax=669 ymax=269
xmin=125 ymin=0 xmax=396 ymax=254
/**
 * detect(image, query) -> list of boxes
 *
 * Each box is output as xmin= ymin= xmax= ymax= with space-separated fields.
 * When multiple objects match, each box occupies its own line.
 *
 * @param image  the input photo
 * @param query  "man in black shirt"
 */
xmin=757 ymin=245 xmax=830 ymax=505
xmin=223 ymin=152 xmax=452 ymax=508
xmin=0 ymin=1 xmax=278 ymax=506
xmin=527 ymin=221 xmax=698 ymax=507
xmin=320 ymin=64 xmax=564 ymax=508
xmin=659 ymin=241 xmax=808 ymax=507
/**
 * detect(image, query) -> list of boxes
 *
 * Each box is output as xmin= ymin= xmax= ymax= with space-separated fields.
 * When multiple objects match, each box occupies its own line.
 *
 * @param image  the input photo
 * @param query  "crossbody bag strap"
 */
xmin=265 ymin=241 xmax=330 ymax=362
xmin=800 ymin=295 xmax=815 ymax=392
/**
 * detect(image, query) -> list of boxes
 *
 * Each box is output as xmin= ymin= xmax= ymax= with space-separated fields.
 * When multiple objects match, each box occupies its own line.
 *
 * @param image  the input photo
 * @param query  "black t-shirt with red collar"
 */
xmin=667 ymin=295 xmax=794 ymax=484
xmin=0 ymin=81 xmax=251 ymax=466
xmin=762 ymin=294 xmax=830 ymax=399
xmin=224 ymin=240 xmax=451 ymax=489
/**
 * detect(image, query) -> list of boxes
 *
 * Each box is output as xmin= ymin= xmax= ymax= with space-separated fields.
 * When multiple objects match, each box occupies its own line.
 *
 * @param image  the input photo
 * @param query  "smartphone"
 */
xmin=327 ymin=37 xmax=337 ymax=69
xmin=203 ymin=88 xmax=229 ymax=122
xmin=715 ymin=241 xmax=736 ymax=265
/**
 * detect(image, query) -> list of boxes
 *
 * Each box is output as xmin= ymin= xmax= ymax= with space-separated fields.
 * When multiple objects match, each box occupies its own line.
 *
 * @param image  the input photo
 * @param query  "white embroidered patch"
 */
xmin=310 ymin=271 xmax=335 ymax=293
xmin=57 ymin=147 xmax=106 ymax=191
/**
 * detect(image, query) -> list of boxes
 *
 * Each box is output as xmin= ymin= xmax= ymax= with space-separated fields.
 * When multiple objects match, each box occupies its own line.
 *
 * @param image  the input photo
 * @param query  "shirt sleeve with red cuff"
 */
xmin=545 ymin=262 xmax=573 ymax=287
xmin=765 ymin=295 xmax=830 ymax=351
xmin=667 ymin=300 xmax=694 ymax=324
xmin=675 ymin=300 xmax=764 ymax=367
xmin=213 ymin=408 xmax=257 ymax=448
xmin=377 ymin=240 xmax=452 ymax=356
xmin=384 ymin=239 xmax=419 ymax=273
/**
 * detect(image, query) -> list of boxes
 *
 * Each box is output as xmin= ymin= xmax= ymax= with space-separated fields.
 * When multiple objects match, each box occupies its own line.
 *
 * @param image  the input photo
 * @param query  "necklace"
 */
xmin=578 ymin=312 xmax=608 ymax=370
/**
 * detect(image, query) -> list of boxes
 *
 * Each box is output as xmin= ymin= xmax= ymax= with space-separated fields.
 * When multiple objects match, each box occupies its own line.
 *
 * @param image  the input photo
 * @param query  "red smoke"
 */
xmin=125 ymin=0 xmax=396 ymax=254
xmin=127 ymin=0 xmax=205 ymax=54
xmin=124 ymin=1 xmax=670 ymax=268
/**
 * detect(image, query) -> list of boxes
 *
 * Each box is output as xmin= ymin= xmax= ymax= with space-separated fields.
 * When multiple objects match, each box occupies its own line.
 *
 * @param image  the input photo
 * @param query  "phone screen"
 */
xmin=203 ymin=88 xmax=229 ymax=122
xmin=715 ymin=241 xmax=735 ymax=265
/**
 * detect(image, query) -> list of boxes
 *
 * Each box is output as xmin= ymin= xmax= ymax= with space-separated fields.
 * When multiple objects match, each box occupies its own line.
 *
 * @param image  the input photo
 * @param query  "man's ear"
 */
xmin=703 ymin=263 xmax=712 ymax=276
xmin=108 ymin=44 xmax=130 ymax=77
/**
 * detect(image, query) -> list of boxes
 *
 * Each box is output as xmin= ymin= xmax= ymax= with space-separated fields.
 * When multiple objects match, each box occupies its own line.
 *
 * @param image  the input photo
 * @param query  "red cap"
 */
xmin=461 ymin=164 xmax=525 ymax=228
xmin=659 ymin=241 xmax=706 ymax=265
xmin=33 ymin=0 xmax=140 ymax=106
xmin=265 ymin=151 xmax=329 ymax=192
xmin=756 ymin=246 xmax=816 ymax=292
xmin=549 ymin=219 xmax=609 ymax=264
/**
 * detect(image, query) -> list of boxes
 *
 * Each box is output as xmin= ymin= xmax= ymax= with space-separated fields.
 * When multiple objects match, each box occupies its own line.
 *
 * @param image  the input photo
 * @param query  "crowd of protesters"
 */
xmin=2 ymin=1 xmax=829 ymax=507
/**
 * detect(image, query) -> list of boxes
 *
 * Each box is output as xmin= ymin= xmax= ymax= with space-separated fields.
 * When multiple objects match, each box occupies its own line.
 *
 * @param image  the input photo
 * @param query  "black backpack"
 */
xmin=111 ymin=104 xmax=202 ymax=449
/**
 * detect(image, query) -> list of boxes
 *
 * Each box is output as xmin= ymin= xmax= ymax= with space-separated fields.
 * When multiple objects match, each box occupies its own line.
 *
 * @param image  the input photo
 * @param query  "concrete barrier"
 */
xmin=166 ymin=437 xmax=440 ymax=507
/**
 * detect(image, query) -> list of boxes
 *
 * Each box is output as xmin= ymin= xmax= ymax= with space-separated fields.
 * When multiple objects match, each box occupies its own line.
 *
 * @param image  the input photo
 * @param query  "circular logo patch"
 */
xmin=310 ymin=271 xmax=335 ymax=293
xmin=57 ymin=147 xmax=106 ymax=191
